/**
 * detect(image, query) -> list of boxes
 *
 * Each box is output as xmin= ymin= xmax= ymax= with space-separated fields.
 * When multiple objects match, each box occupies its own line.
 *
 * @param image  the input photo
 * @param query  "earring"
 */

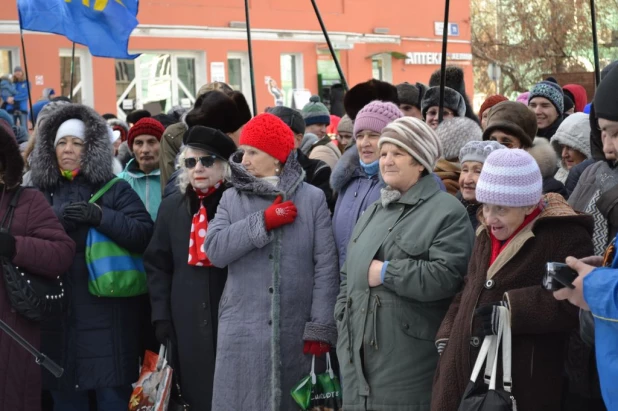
xmin=275 ymin=162 xmax=280 ymax=174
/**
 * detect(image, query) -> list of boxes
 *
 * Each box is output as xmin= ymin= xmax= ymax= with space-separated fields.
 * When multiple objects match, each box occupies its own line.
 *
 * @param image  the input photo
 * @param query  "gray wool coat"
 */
xmin=205 ymin=151 xmax=339 ymax=411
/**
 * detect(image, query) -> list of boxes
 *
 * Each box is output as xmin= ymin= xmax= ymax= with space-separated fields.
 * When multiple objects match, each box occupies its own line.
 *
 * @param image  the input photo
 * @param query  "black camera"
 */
xmin=542 ymin=262 xmax=578 ymax=291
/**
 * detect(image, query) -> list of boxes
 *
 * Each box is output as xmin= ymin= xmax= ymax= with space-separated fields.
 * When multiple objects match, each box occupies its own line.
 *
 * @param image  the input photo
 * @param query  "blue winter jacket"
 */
xmin=117 ymin=158 xmax=162 ymax=221
xmin=585 ymin=267 xmax=618 ymax=409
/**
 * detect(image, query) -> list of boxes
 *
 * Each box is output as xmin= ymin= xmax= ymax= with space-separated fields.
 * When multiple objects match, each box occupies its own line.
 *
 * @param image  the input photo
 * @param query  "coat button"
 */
xmin=202 ymin=303 xmax=207 ymax=309
xmin=268 ymin=320 xmax=272 ymax=325
xmin=402 ymin=323 xmax=409 ymax=330
xmin=470 ymin=336 xmax=481 ymax=347
xmin=361 ymin=308 xmax=365 ymax=313
xmin=268 ymin=286 xmax=274 ymax=294
xmin=203 ymin=319 xmax=208 ymax=326
xmin=268 ymin=254 xmax=273 ymax=260
xmin=484 ymin=280 xmax=495 ymax=289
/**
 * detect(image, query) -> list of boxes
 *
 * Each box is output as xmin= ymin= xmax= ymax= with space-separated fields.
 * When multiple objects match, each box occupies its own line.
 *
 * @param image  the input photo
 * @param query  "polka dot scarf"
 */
xmin=188 ymin=183 xmax=221 ymax=266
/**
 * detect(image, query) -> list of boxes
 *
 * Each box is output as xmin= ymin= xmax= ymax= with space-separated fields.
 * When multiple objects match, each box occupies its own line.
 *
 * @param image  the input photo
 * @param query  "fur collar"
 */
xmin=0 ymin=124 xmax=24 ymax=188
xmin=229 ymin=151 xmax=305 ymax=199
xmin=529 ymin=137 xmax=559 ymax=179
xmin=30 ymin=104 xmax=115 ymax=190
xmin=330 ymin=147 xmax=363 ymax=192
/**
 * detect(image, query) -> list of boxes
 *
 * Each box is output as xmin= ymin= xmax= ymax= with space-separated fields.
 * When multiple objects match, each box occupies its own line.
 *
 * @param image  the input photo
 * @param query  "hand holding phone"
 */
xmin=542 ymin=262 xmax=579 ymax=291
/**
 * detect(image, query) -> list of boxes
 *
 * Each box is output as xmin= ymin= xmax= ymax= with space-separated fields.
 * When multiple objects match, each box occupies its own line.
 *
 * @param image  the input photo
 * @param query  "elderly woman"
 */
xmin=205 ymin=113 xmax=339 ymax=410
xmin=550 ymin=112 xmax=592 ymax=183
xmin=144 ymin=126 xmax=236 ymax=410
xmin=431 ymin=149 xmax=594 ymax=411
xmin=29 ymin=104 xmax=153 ymax=411
xmin=335 ymin=117 xmax=474 ymax=410
xmin=421 ymin=86 xmax=466 ymax=130
xmin=0 ymin=122 xmax=75 ymax=411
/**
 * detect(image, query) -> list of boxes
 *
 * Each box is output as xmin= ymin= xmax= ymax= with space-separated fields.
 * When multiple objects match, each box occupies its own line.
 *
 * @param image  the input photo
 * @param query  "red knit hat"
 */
xmin=479 ymin=95 xmax=508 ymax=119
xmin=128 ymin=118 xmax=165 ymax=148
xmin=239 ymin=113 xmax=295 ymax=163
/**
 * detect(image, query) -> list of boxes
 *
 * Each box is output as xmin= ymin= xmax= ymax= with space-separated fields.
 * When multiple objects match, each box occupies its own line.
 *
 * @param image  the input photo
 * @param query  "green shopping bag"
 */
xmin=85 ymin=178 xmax=147 ymax=298
xmin=291 ymin=353 xmax=342 ymax=411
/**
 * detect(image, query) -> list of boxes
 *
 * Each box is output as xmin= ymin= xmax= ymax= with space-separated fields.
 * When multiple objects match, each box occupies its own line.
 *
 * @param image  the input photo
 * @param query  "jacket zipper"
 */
xmin=369 ymin=295 xmax=381 ymax=350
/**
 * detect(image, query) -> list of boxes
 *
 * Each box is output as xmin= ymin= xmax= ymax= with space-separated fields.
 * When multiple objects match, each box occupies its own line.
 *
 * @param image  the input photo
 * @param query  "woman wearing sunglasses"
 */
xmin=144 ymin=125 xmax=237 ymax=411
xmin=205 ymin=113 xmax=339 ymax=411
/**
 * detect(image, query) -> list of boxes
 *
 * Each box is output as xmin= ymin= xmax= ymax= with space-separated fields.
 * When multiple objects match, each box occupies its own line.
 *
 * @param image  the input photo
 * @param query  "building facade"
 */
xmin=0 ymin=0 xmax=473 ymax=118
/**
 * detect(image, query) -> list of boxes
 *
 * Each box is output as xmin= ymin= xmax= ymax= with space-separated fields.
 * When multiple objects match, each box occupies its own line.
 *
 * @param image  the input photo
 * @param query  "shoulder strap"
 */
xmin=89 ymin=178 xmax=121 ymax=204
xmin=0 ymin=186 xmax=25 ymax=232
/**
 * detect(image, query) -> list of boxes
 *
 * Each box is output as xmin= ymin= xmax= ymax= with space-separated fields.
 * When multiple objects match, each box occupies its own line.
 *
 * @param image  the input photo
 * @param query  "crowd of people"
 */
xmin=0 ymin=61 xmax=617 ymax=411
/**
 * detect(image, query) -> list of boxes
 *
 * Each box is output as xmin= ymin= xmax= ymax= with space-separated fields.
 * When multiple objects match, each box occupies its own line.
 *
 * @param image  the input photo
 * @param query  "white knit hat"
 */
xmin=550 ymin=112 xmax=592 ymax=159
xmin=476 ymin=149 xmax=542 ymax=207
xmin=436 ymin=117 xmax=482 ymax=160
xmin=459 ymin=140 xmax=507 ymax=164
xmin=55 ymin=119 xmax=86 ymax=147
xmin=379 ymin=117 xmax=443 ymax=171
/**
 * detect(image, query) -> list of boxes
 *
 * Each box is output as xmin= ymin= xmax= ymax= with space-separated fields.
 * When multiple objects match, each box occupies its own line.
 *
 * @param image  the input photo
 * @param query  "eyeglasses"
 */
xmin=184 ymin=155 xmax=217 ymax=169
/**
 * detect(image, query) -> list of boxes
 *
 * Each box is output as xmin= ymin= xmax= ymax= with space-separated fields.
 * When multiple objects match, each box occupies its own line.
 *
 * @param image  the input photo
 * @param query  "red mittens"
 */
xmin=303 ymin=341 xmax=331 ymax=356
xmin=264 ymin=195 xmax=298 ymax=231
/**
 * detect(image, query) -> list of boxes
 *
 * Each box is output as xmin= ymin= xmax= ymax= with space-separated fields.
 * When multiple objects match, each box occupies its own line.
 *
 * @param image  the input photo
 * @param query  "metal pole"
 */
xmin=244 ymin=0 xmax=258 ymax=116
xmin=438 ymin=0 xmax=451 ymax=123
xmin=590 ymin=0 xmax=601 ymax=86
xmin=69 ymin=42 xmax=76 ymax=101
xmin=309 ymin=0 xmax=348 ymax=91
xmin=18 ymin=23 xmax=34 ymax=129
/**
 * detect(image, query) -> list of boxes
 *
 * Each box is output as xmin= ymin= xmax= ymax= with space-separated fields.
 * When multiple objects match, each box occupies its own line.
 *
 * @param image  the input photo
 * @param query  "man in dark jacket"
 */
xmin=266 ymin=105 xmax=334 ymax=210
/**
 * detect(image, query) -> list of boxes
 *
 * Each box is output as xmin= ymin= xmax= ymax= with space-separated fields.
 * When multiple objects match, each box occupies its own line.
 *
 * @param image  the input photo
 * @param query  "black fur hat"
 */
xmin=126 ymin=109 xmax=151 ymax=125
xmin=343 ymin=79 xmax=399 ymax=120
xmin=0 ymin=122 xmax=24 ymax=188
xmin=429 ymin=65 xmax=480 ymax=124
xmin=185 ymin=90 xmax=252 ymax=133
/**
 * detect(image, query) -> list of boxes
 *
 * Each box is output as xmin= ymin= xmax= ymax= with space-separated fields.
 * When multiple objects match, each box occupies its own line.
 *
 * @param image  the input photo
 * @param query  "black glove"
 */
xmin=0 ymin=231 xmax=16 ymax=260
xmin=154 ymin=320 xmax=175 ymax=345
xmin=475 ymin=301 xmax=509 ymax=336
xmin=63 ymin=202 xmax=102 ymax=227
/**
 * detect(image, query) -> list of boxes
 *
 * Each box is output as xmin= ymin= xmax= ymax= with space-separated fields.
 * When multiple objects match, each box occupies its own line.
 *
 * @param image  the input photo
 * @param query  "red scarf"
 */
xmin=489 ymin=204 xmax=543 ymax=266
xmin=188 ymin=183 xmax=221 ymax=267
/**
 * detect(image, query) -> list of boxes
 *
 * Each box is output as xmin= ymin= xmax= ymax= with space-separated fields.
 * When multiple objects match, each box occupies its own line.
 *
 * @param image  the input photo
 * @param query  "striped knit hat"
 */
xmin=379 ymin=117 xmax=443 ymax=171
xmin=476 ymin=149 xmax=542 ymax=207
xmin=302 ymin=95 xmax=331 ymax=126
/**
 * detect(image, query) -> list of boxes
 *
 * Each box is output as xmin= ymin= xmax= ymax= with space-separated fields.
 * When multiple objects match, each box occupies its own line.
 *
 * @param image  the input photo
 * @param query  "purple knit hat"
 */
xmin=353 ymin=100 xmax=402 ymax=137
xmin=476 ymin=149 xmax=542 ymax=207
xmin=516 ymin=92 xmax=530 ymax=105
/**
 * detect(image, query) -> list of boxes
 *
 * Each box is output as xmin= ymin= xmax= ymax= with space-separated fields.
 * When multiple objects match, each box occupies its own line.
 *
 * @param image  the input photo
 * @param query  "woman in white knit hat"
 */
xmin=550 ymin=112 xmax=592 ymax=183
xmin=336 ymin=116 xmax=474 ymax=410
xmin=432 ymin=148 xmax=594 ymax=411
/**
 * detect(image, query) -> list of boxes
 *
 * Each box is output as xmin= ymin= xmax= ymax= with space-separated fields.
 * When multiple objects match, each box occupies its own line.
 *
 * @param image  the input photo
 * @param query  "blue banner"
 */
xmin=17 ymin=0 xmax=139 ymax=59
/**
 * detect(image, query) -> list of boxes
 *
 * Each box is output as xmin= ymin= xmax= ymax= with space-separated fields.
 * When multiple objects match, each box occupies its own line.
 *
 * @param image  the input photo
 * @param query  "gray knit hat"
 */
xmin=379 ymin=117 xmax=443 ymax=171
xmin=529 ymin=80 xmax=564 ymax=115
xmin=436 ymin=117 xmax=482 ymax=161
xmin=266 ymin=106 xmax=306 ymax=135
xmin=396 ymin=82 xmax=428 ymax=109
xmin=550 ymin=112 xmax=592 ymax=159
xmin=459 ymin=140 xmax=507 ymax=165
xmin=337 ymin=114 xmax=353 ymax=134
xmin=421 ymin=86 xmax=466 ymax=119
xmin=302 ymin=95 xmax=331 ymax=126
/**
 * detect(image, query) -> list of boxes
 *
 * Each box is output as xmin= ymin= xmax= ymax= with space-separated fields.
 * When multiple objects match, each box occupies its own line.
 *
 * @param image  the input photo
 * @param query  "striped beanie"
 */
xmin=476 ymin=149 xmax=542 ymax=207
xmin=379 ymin=117 xmax=443 ymax=172
xmin=302 ymin=95 xmax=331 ymax=126
xmin=529 ymin=81 xmax=564 ymax=115
xmin=354 ymin=101 xmax=402 ymax=136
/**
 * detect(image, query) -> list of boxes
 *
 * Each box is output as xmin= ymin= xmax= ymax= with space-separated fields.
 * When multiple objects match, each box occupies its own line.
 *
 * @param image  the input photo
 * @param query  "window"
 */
xmin=227 ymin=52 xmax=254 ymax=114
xmin=176 ymin=57 xmax=196 ymax=107
xmin=371 ymin=54 xmax=393 ymax=83
xmin=0 ymin=49 xmax=17 ymax=76
xmin=60 ymin=56 xmax=82 ymax=104
xmin=227 ymin=58 xmax=243 ymax=93
xmin=280 ymin=54 xmax=304 ymax=108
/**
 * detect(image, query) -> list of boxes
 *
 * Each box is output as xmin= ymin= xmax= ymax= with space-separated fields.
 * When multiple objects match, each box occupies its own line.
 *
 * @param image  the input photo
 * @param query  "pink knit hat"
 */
xmin=476 ymin=149 xmax=542 ymax=207
xmin=353 ymin=100 xmax=402 ymax=137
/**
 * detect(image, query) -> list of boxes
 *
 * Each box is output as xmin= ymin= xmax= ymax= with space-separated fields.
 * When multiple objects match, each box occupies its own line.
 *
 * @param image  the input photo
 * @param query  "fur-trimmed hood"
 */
xmin=529 ymin=137 xmax=559 ymax=179
xmin=30 ymin=104 xmax=115 ymax=190
xmin=229 ymin=151 xmax=305 ymax=199
xmin=330 ymin=145 xmax=363 ymax=192
xmin=0 ymin=122 xmax=24 ymax=188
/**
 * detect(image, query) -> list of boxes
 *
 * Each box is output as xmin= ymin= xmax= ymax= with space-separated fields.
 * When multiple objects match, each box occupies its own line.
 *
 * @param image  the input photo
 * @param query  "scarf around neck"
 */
xmin=188 ymin=182 xmax=221 ymax=267
xmin=489 ymin=204 xmax=543 ymax=266
xmin=61 ymin=168 xmax=80 ymax=181
xmin=360 ymin=159 xmax=379 ymax=177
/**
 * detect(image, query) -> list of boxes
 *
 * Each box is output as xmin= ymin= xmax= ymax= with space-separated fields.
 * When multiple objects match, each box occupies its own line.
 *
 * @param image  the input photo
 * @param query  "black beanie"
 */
xmin=594 ymin=65 xmax=618 ymax=122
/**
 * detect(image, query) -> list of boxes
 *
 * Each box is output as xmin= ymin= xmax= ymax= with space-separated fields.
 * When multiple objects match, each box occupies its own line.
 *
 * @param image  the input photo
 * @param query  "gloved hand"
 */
xmin=63 ymin=201 xmax=102 ymax=227
xmin=154 ymin=320 xmax=175 ymax=345
xmin=435 ymin=338 xmax=448 ymax=355
xmin=264 ymin=196 xmax=297 ymax=231
xmin=0 ymin=231 xmax=16 ymax=260
xmin=475 ymin=301 xmax=509 ymax=336
xmin=303 ymin=341 xmax=330 ymax=356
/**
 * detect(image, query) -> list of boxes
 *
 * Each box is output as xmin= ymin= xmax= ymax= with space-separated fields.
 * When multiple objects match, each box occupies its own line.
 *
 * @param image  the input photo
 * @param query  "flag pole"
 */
xmin=309 ymin=0 xmax=348 ymax=91
xmin=243 ymin=0 xmax=258 ymax=116
xmin=438 ymin=0 xmax=451 ymax=123
xmin=18 ymin=20 xmax=34 ymax=129
xmin=590 ymin=0 xmax=601 ymax=86
xmin=69 ymin=42 xmax=76 ymax=101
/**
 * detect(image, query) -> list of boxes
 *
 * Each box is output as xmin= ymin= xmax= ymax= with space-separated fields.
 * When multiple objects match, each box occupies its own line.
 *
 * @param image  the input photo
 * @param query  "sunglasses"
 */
xmin=184 ymin=155 xmax=218 ymax=169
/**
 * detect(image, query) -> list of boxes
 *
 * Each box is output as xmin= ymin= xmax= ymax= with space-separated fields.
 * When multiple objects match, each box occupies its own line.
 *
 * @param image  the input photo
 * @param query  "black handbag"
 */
xmin=166 ymin=339 xmax=191 ymax=410
xmin=0 ymin=187 xmax=65 ymax=322
xmin=458 ymin=306 xmax=517 ymax=411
